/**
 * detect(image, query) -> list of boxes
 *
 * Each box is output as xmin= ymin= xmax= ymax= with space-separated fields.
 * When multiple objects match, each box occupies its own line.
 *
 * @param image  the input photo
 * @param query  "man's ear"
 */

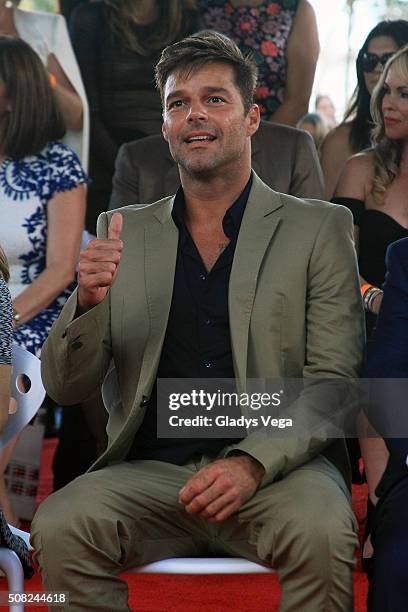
xmin=162 ymin=120 xmax=169 ymax=143
xmin=247 ymin=104 xmax=261 ymax=137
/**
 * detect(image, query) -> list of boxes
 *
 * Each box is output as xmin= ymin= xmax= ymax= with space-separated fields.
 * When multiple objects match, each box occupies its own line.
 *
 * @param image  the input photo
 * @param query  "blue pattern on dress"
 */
xmin=0 ymin=141 xmax=87 ymax=356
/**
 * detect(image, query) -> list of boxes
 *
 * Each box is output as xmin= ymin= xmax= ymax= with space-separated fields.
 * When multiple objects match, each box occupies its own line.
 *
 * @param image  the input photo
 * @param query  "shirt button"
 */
xmin=199 ymin=274 xmax=207 ymax=281
xmin=205 ymin=319 xmax=212 ymax=325
xmin=203 ymin=361 xmax=214 ymax=368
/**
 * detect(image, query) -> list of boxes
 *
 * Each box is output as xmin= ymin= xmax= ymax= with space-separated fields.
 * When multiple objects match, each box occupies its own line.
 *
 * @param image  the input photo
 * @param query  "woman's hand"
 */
xmin=371 ymin=291 xmax=383 ymax=315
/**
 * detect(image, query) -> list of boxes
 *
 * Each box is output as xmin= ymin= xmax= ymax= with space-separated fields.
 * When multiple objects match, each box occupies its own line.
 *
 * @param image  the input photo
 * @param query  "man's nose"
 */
xmin=187 ymin=101 xmax=208 ymax=122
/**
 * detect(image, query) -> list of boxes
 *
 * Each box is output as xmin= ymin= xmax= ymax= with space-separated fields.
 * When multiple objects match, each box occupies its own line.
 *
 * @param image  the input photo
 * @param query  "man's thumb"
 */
xmin=108 ymin=212 xmax=123 ymax=240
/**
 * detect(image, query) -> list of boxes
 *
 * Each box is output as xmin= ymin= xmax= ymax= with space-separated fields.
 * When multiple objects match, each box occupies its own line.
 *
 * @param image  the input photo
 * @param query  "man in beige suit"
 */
xmin=109 ymin=121 xmax=324 ymax=209
xmin=32 ymin=32 xmax=364 ymax=611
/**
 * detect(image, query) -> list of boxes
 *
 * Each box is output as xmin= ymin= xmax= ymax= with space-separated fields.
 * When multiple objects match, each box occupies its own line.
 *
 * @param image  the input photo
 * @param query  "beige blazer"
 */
xmin=109 ymin=122 xmax=324 ymax=209
xmin=42 ymin=174 xmax=364 ymax=486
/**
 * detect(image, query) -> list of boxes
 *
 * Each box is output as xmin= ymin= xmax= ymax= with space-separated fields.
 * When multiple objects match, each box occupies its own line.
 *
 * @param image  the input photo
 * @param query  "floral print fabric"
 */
xmin=0 ymin=141 xmax=87 ymax=357
xmin=199 ymin=0 xmax=300 ymax=117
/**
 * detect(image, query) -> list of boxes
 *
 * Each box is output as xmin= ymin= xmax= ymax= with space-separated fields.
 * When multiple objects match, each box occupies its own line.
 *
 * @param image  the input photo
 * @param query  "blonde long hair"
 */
xmin=0 ymin=247 xmax=9 ymax=283
xmin=371 ymin=44 xmax=408 ymax=202
xmin=104 ymin=0 xmax=197 ymax=56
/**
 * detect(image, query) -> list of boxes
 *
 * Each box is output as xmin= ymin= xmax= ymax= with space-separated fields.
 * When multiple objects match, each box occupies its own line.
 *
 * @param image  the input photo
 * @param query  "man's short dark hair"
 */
xmin=155 ymin=30 xmax=258 ymax=115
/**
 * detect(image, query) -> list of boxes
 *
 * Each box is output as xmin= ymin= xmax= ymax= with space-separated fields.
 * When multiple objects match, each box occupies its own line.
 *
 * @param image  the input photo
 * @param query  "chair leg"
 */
xmin=0 ymin=549 xmax=25 ymax=611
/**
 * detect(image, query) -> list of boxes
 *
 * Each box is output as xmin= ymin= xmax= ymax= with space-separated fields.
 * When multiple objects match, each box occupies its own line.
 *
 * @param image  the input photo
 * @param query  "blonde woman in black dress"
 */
xmin=334 ymin=44 xmax=408 ymax=567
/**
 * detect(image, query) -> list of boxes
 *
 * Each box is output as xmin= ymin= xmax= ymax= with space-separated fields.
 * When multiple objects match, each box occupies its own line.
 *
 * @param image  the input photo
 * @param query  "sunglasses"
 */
xmin=361 ymin=52 xmax=395 ymax=73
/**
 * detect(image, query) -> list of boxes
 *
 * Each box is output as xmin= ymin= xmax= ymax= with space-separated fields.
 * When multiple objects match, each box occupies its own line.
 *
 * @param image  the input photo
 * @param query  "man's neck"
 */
xmin=180 ymin=165 xmax=252 ymax=227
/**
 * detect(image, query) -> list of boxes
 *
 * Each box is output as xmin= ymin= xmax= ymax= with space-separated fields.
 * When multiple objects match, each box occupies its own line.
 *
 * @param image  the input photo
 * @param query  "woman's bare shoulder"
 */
xmin=334 ymin=150 xmax=374 ymax=198
xmin=323 ymin=122 xmax=351 ymax=149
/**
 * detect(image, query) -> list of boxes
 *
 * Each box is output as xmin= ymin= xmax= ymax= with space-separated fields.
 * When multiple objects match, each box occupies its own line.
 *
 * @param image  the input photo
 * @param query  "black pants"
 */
xmin=368 ymin=476 xmax=408 ymax=611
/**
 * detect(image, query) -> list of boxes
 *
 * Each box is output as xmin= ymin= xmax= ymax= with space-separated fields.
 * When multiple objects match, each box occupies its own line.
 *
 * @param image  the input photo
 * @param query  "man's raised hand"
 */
xmin=78 ymin=212 xmax=123 ymax=310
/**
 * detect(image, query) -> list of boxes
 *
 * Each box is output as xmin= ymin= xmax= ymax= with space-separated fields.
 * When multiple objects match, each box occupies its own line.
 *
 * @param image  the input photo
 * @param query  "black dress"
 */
xmin=332 ymin=197 xmax=408 ymax=485
xmin=70 ymin=2 xmax=200 ymax=232
xmin=332 ymin=197 xmax=408 ymax=336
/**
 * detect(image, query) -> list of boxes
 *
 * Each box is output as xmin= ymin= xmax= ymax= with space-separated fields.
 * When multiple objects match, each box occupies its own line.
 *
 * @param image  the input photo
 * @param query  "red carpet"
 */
xmin=2 ymin=440 xmax=369 ymax=611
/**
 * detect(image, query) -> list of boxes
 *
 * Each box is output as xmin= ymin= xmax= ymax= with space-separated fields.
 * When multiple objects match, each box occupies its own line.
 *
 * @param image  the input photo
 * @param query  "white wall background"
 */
xmin=309 ymin=0 xmax=408 ymax=119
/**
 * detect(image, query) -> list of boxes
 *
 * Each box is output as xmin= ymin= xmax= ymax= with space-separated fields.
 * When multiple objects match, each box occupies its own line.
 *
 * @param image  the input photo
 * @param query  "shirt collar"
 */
xmin=172 ymin=172 xmax=253 ymax=236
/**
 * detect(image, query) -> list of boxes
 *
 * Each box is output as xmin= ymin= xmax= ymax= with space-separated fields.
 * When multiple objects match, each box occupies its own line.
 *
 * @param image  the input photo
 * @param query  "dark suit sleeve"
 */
xmin=109 ymin=144 xmax=139 ymax=210
xmin=290 ymin=130 xmax=325 ymax=200
xmin=365 ymin=239 xmax=408 ymax=463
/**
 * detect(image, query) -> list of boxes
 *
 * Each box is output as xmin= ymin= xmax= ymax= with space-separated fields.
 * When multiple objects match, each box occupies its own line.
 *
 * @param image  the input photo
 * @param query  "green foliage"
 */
xmin=20 ymin=0 xmax=57 ymax=12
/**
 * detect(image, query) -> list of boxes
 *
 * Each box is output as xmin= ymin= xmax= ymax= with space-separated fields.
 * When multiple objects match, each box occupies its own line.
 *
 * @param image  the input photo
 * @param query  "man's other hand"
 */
xmin=179 ymin=454 xmax=265 ymax=523
xmin=78 ymin=212 xmax=123 ymax=310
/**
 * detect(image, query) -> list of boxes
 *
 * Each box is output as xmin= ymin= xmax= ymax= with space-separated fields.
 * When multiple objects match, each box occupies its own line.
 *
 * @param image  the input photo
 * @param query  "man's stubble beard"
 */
xmin=171 ymin=135 xmax=248 ymax=182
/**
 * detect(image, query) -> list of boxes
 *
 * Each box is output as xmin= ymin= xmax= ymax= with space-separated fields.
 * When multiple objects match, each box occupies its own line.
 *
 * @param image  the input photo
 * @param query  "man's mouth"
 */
xmin=185 ymin=134 xmax=216 ymax=143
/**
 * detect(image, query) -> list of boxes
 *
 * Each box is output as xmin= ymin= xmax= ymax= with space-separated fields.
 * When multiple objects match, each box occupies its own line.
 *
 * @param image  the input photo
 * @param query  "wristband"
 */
xmin=360 ymin=283 xmax=373 ymax=298
xmin=49 ymin=73 xmax=57 ymax=89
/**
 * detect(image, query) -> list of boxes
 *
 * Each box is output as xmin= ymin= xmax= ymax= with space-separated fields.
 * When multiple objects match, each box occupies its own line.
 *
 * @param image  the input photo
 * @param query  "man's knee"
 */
xmin=31 ymin=488 xmax=87 ymax=554
xmin=31 ymin=476 xmax=112 ymax=555
xmin=260 ymin=497 xmax=357 ymax=570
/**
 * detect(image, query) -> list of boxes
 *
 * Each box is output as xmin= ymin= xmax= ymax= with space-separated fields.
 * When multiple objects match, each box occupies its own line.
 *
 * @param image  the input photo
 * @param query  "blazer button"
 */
xmin=140 ymin=396 xmax=149 ymax=407
xmin=71 ymin=340 xmax=83 ymax=350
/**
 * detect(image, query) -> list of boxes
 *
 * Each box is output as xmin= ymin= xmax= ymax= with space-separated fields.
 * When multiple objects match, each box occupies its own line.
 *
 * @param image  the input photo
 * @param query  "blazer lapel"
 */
xmin=229 ymin=174 xmax=283 ymax=385
xmin=137 ymin=200 xmax=179 ymax=394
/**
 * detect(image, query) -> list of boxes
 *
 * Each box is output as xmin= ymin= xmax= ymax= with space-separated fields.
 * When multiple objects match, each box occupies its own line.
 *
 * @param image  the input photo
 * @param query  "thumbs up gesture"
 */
xmin=78 ymin=213 xmax=123 ymax=310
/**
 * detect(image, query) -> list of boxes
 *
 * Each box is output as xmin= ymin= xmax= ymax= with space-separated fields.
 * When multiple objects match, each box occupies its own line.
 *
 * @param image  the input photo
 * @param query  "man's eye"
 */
xmin=169 ymin=100 xmax=184 ymax=109
xmin=209 ymin=96 xmax=224 ymax=103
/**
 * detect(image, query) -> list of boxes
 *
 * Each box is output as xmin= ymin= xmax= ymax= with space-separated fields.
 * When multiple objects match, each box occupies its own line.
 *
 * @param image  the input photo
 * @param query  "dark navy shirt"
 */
xmin=128 ymin=174 xmax=253 ymax=463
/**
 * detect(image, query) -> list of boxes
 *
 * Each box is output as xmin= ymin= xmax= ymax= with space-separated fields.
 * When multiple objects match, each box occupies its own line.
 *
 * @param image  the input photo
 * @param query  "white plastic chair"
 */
xmin=0 ymin=344 xmax=46 ymax=450
xmin=0 ymin=345 xmax=45 ymax=611
xmin=130 ymin=557 xmax=273 ymax=574
xmin=102 ymin=367 xmax=275 ymax=578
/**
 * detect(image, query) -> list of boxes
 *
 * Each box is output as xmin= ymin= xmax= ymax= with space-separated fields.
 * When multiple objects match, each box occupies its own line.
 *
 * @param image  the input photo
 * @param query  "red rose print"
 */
xmin=240 ymin=21 xmax=252 ymax=31
xmin=266 ymin=3 xmax=280 ymax=16
xmin=255 ymin=86 xmax=269 ymax=99
xmin=261 ymin=40 xmax=278 ymax=57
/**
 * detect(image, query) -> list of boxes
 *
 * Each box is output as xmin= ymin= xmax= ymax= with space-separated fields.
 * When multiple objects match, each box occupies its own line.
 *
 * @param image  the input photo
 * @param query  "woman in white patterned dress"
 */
xmin=0 ymin=37 xmax=86 ymax=524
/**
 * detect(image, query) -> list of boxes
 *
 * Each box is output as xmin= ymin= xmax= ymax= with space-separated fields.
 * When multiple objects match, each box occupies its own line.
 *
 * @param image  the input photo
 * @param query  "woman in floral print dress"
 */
xmin=199 ymin=0 xmax=319 ymax=125
xmin=0 ymin=37 xmax=86 ymax=525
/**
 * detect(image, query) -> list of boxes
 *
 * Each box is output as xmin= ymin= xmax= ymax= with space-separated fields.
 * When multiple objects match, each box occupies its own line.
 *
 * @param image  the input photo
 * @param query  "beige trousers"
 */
xmin=31 ymin=454 xmax=358 ymax=612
